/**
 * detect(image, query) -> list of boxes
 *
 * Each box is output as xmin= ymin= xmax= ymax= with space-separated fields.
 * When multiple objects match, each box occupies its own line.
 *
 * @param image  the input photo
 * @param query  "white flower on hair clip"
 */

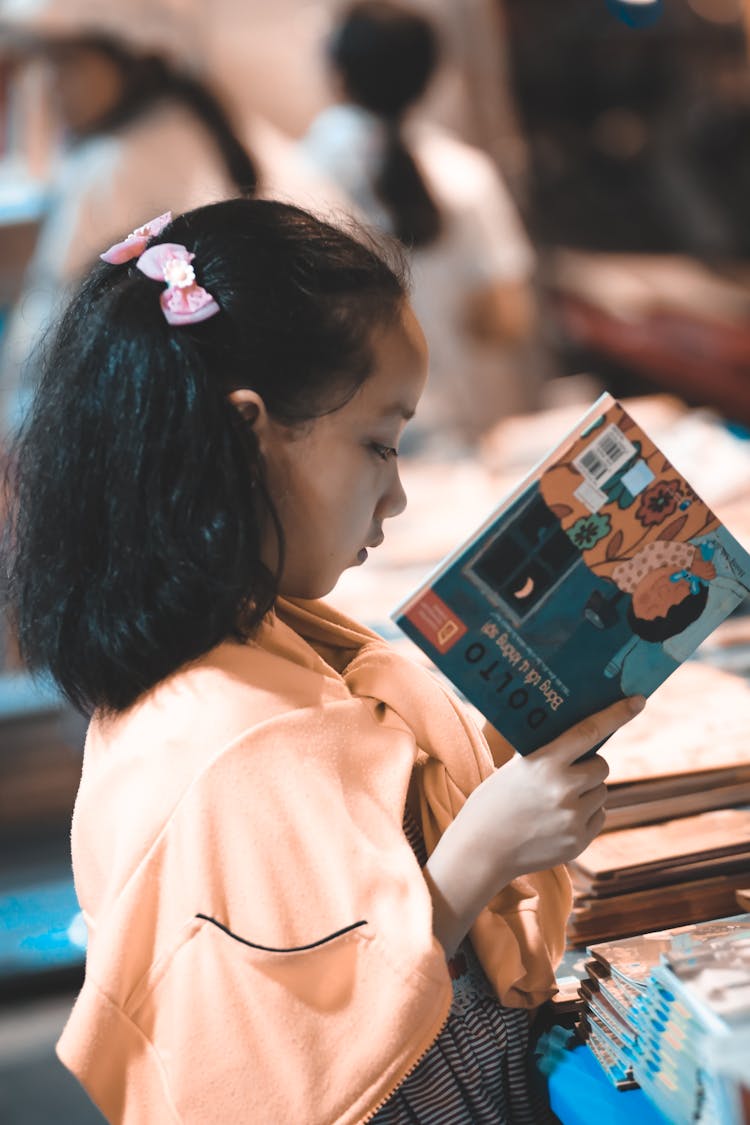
xmin=136 ymin=243 xmax=220 ymax=326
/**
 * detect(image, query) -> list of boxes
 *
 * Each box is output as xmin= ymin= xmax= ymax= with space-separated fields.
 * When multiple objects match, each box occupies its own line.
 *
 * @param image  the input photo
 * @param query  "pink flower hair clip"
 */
xmin=99 ymin=212 xmax=173 ymax=265
xmin=136 ymin=243 xmax=220 ymax=326
xmin=100 ymin=212 xmax=219 ymax=326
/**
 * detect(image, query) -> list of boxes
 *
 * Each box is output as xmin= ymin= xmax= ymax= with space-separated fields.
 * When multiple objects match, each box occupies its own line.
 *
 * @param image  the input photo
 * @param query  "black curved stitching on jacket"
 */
xmin=195 ymin=914 xmax=368 ymax=953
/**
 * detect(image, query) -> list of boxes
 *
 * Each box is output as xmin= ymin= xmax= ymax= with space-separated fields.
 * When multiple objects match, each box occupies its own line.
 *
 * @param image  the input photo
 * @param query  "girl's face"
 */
xmin=254 ymin=302 xmax=428 ymax=599
xmin=631 ymin=566 xmax=690 ymax=621
xmin=45 ymin=43 xmax=125 ymax=134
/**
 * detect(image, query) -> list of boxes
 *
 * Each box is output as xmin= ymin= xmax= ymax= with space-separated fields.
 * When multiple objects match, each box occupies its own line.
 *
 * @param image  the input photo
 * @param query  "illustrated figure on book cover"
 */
xmin=535 ymin=403 xmax=749 ymax=694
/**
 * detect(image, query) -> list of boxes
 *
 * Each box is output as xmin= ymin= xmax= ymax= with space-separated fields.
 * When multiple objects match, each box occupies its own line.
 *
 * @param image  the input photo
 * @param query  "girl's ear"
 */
xmin=228 ymin=389 xmax=270 ymax=433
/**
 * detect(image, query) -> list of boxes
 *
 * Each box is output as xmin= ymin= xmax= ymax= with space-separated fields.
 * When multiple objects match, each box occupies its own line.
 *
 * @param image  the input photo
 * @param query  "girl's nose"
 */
xmin=379 ymin=467 xmax=407 ymax=521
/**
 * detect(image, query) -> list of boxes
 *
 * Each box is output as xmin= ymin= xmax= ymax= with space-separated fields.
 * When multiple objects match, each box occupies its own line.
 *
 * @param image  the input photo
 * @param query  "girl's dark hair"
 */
xmin=328 ymin=1 xmax=441 ymax=248
xmin=47 ymin=34 xmax=258 ymax=195
xmin=627 ymin=583 xmax=709 ymax=642
xmin=4 ymin=199 xmax=407 ymax=715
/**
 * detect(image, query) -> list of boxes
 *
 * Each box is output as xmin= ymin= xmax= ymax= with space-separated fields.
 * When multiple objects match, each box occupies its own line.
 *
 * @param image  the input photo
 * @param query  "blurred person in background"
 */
xmin=0 ymin=0 xmax=344 ymax=433
xmin=299 ymin=0 xmax=540 ymax=456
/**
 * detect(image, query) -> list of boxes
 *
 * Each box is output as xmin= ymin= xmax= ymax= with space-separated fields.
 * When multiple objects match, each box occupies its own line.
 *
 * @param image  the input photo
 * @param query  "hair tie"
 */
xmin=99 ymin=212 xmax=173 ymax=265
xmin=136 ymin=244 xmax=220 ymax=326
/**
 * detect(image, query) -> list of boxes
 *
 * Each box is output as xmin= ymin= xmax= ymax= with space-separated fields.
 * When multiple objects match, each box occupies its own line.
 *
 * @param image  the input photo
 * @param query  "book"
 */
xmin=584 ymin=958 xmax=641 ymax=1023
xmin=578 ymin=1008 xmax=638 ymax=1090
xmin=667 ymin=937 xmax=750 ymax=1025
xmin=568 ymin=872 xmax=750 ymax=947
xmin=573 ymin=807 xmax=750 ymax=882
xmin=629 ymin=921 xmax=750 ymax=1125
xmin=572 ymin=917 xmax=750 ymax=1119
xmin=602 ymin=780 xmax=750 ymax=832
xmin=565 ymin=806 xmax=750 ymax=943
xmin=584 ymin=916 xmax=750 ymax=984
xmin=393 ymin=393 xmax=750 ymax=754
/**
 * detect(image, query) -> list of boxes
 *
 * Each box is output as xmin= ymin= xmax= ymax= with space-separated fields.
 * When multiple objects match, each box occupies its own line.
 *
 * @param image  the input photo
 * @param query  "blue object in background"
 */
xmin=0 ymin=671 xmax=64 ymax=721
xmin=536 ymin=1030 xmax=672 ymax=1125
xmin=726 ymin=420 xmax=750 ymax=442
xmin=606 ymin=0 xmax=663 ymax=28
xmin=0 ymin=877 xmax=85 ymax=980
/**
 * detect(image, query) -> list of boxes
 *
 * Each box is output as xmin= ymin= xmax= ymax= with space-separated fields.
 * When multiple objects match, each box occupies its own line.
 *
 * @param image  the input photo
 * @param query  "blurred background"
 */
xmin=1 ymin=0 xmax=750 ymax=1121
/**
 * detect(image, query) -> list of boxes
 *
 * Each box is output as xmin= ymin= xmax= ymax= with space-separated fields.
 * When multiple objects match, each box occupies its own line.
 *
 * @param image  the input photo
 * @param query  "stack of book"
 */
xmin=577 ymin=948 xmax=640 ymax=1091
xmin=567 ymin=661 xmax=750 ymax=945
xmin=568 ymin=805 xmax=750 ymax=946
xmin=633 ymin=921 xmax=750 ymax=1124
xmin=578 ymin=915 xmax=750 ymax=1124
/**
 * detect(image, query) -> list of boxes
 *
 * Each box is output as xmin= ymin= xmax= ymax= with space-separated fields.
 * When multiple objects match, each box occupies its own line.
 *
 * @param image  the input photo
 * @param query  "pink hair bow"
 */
xmin=99 ymin=212 xmax=172 ymax=265
xmin=136 ymin=243 xmax=220 ymax=326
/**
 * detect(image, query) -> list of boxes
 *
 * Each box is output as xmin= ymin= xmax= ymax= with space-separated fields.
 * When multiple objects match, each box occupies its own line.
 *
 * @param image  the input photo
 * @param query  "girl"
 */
xmin=0 ymin=5 xmax=255 ymax=431
xmin=1 ymin=0 xmax=346 ymax=434
xmin=299 ymin=0 xmax=540 ymax=455
xmin=4 ymin=198 xmax=642 ymax=1124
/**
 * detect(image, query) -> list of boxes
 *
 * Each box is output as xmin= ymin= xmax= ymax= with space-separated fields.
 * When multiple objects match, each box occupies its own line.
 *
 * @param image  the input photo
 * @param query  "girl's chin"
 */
xmin=278 ymin=555 xmax=367 ymax=600
xmin=278 ymin=572 xmax=345 ymax=601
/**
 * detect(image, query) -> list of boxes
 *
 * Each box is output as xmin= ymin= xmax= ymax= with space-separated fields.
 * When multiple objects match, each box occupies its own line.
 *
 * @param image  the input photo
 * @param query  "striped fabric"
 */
xmin=371 ymin=809 xmax=558 ymax=1124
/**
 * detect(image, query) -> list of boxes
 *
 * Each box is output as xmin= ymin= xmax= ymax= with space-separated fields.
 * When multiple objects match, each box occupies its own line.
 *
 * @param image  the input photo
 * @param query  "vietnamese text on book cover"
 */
xmin=392 ymin=393 xmax=750 ymax=754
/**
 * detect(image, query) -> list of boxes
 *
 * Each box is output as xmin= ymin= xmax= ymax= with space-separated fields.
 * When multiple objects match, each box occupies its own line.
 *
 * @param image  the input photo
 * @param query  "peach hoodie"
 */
xmin=57 ymin=597 xmax=571 ymax=1124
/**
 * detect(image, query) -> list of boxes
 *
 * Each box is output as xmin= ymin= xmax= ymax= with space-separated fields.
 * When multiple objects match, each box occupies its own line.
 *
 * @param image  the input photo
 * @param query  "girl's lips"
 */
xmin=356 ymin=535 xmax=383 ymax=564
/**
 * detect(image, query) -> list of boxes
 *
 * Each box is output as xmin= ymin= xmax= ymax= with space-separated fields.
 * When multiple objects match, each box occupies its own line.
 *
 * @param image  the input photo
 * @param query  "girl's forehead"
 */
xmin=315 ymin=304 xmax=427 ymax=429
xmin=366 ymin=305 xmax=428 ymax=397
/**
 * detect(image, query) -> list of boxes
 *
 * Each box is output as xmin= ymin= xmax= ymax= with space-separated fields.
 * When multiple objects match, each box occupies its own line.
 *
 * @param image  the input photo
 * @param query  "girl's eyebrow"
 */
xmin=378 ymin=402 xmax=416 ymax=421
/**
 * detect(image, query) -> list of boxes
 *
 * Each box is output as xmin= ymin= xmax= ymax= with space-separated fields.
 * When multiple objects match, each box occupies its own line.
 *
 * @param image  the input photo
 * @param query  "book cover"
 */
xmin=584 ymin=1028 xmax=639 ymax=1091
xmin=588 ymin=915 xmax=750 ymax=990
xmin=392 ymin=393 xmax=750 ymax=754
xmin=665 ymin=925 xmax=750 ymax=1024
xmin=580 ymin=983 xmax=637 ymax=1049
xmin=584 ymin=959 xmax=641 ymax=1023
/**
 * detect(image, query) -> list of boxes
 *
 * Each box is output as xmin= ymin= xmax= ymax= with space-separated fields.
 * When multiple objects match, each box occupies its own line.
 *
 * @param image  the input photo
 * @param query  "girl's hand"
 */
xmin=424 ymin=695 xmax=645 ymax=956
xmin=466 ymin=706 xmax=632 ymax=878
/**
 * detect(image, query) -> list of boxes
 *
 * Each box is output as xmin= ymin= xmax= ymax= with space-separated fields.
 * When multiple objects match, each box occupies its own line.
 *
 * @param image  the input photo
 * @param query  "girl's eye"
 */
xmin=370 ymin=442 xmax=398 ymax=462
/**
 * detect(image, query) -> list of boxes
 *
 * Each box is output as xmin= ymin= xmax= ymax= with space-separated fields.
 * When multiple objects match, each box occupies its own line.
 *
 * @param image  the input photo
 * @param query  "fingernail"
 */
xmin=628 ymin=695 xmax=646 ymax=715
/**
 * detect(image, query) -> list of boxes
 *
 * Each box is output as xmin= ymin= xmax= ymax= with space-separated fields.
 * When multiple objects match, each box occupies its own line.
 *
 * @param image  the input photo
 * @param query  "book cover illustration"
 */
xmin=393 ymin=394 xmax=750 ymax=754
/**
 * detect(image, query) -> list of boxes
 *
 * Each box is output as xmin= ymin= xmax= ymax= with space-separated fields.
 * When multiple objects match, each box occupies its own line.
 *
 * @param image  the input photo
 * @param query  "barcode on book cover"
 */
xmin=573 ymin=423 xmax=637 ymax=486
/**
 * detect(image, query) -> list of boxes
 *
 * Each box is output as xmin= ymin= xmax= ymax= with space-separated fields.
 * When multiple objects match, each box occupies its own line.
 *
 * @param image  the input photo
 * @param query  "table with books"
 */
xmin=330 ymin=394 xmax=750 ymax=1125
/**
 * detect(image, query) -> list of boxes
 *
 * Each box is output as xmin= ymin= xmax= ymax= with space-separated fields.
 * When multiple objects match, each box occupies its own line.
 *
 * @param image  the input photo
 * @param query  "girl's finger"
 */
xmin=535 ymin=695 xmax=646 ymax=766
